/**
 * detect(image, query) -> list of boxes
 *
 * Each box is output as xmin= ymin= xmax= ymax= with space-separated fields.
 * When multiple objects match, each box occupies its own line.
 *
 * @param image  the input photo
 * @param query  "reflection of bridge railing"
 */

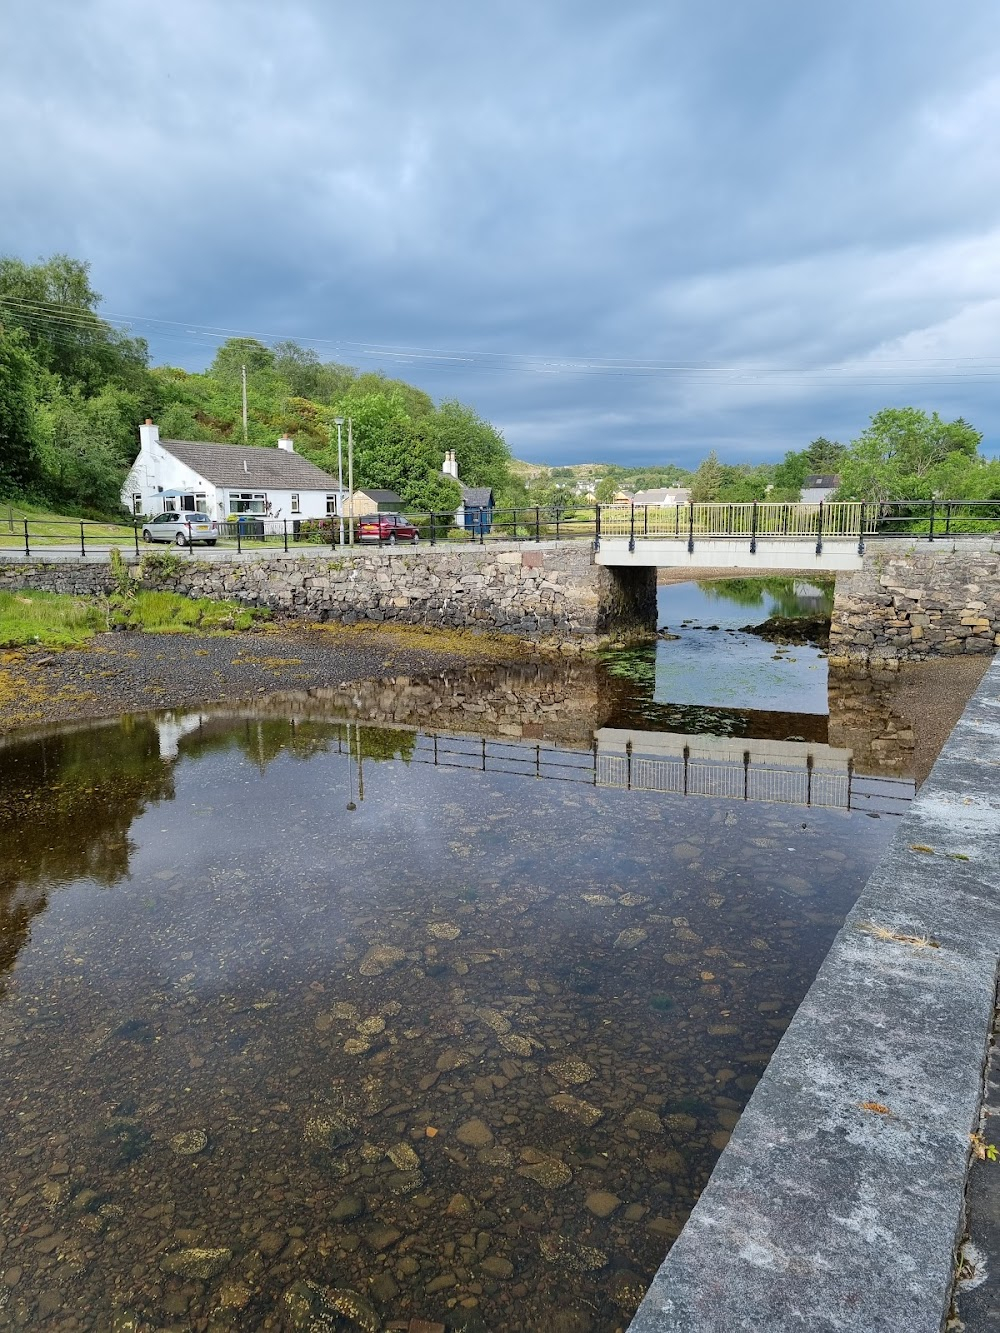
xmin=404 ymin=728 xmax=913 ymax=814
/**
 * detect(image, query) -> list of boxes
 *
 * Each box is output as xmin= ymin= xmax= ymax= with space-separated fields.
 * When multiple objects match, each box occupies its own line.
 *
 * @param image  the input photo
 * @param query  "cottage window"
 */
xmin=230 ymin=492 xmax=266 ymax=514
xmin=326 ymin=494 xmax=338 ymax=516
xmin=291 ymin=493 xmax=301 ymax=514
xmin=132 ymin=494 xmax=143 ymax=516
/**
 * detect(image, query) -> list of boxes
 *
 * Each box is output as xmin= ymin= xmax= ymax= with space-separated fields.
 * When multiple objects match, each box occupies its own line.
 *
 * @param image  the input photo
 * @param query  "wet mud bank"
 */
xmin=628 ymin=655 xmax=1000 ymax=1333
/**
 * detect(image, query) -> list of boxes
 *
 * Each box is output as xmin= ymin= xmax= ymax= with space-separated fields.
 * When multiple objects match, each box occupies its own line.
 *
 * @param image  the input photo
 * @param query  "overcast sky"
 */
xmin=4 ymin=0 xmax=1000 ymax=466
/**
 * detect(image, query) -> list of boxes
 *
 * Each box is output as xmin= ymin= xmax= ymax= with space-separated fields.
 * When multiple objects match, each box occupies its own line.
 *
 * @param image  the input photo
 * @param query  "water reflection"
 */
xmin=0 ymin=580 xmax=974 ymax=1332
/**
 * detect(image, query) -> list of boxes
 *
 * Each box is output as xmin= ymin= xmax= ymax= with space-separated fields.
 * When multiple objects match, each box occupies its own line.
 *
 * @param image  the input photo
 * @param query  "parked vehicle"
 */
xmin=356 ymin=513 xmax=420 ymax=545
xmin=142 ymin=512 xmax=218 ymax=546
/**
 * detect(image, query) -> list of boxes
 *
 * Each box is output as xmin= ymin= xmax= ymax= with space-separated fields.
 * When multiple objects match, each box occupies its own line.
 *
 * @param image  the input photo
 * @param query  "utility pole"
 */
xmin=334 ymin=416 xmax=345 ymax=546
xmin=241 ymin=365 xmax=248 ymax=444
xmin=347 ymin=418 xmax=354 ymax=547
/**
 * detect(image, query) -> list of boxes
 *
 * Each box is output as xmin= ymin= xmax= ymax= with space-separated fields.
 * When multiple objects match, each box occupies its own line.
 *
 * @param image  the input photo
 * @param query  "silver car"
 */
xmin=142 ymin=511 xmax=218 ymax=547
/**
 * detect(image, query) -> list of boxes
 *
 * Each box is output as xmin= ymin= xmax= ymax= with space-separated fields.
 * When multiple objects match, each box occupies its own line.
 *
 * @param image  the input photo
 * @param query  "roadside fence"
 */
xmin=2 ymin=500 xmax=999 ymax=558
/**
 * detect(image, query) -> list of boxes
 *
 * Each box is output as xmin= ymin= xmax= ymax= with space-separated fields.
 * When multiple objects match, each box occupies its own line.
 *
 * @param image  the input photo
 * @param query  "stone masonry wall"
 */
xmin=0 ymin=546 xmax=656 ymax=642
xmin=830 ymin=538 xmax=1000 ymax=664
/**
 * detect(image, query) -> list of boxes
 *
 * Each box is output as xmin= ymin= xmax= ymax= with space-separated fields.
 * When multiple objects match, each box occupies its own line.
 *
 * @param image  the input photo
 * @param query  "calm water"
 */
xmin=0 ymin=579 xmax=941 ymax=1332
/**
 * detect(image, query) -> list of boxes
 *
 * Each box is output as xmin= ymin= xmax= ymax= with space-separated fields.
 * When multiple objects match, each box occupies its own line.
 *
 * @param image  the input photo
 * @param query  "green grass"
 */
xmin=0 ymin=502 xmax=137 ymax=547
xmin=0 ymin=590 xmax=269 ymax=647
xmin=0 ymin=591 xmax=108 ymax=647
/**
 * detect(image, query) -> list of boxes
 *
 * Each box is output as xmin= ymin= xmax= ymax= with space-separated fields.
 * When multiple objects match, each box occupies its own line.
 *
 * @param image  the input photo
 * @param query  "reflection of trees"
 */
xmin=177 ymin=718 xmax=416 ymax=773
xmin=696 ymin=578 xmax=834 ymax=618
xmin=0 ymin=720 xmax=175 ymax=991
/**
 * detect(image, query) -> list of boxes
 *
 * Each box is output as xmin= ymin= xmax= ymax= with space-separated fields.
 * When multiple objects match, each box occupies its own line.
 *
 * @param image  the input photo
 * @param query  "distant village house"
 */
xmin=801 ymin=475 xmax=840 ymax=504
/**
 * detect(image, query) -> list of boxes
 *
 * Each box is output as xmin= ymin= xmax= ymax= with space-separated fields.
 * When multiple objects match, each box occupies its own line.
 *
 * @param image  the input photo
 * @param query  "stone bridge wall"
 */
xmin=830 ymin=538 xmax=1000 ymax=664
xmin=0 ymin=547 xmax=657 ymax=643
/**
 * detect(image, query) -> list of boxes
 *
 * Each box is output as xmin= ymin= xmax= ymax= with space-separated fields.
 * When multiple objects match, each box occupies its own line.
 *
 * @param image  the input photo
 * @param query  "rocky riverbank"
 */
xmin=0 ymin=623 xmax=539 ymax=735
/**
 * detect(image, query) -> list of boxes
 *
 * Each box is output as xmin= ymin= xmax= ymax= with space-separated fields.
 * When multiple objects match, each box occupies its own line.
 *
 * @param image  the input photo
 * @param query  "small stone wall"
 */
xmin=0 ymin=547 xmax=657 ymax=643
xmin=831 ymin=538 xmax=1000 ymax=663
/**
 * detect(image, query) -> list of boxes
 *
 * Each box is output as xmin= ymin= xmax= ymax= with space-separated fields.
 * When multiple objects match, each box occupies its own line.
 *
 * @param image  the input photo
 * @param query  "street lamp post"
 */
xmin=334 ymin=416 xmax=345 ymax=546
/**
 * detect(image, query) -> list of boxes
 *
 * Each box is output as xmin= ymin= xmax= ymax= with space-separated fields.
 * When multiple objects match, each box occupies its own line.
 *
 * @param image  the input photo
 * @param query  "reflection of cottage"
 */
xmin=631 ymin=487 xmax=692 ymax=507
xmin=441 ymin=451 xmax=495 ymax=534
xmin=122 ymin=421 xmax=341 ymax=520
xmin=801 ymin=474 xmax=840 ymax=503
xmin=347 ymin=489 xmax=403 ymax=516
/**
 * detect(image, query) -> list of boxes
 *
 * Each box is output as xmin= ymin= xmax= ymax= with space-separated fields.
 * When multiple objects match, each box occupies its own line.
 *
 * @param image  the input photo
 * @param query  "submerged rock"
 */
xmin=160 ymin=1246 xmax=232 ymax=1280
xmin=547 ymin=1094 xmax=603 ymax=1127
xmin=169 ymin=1129 xmax=208 ymax=1156
xmin=326 ymin=1287 xmax=381 ymax=1332
xmin=359 ymin=945 xmax=406 ymax=977
xmin=517 ymin=1158 xmax=573 ymax=1189
xmin=546 ymin=1058 xmax=596 ymax=1086
xmin=455 ymin=1117 xmax=494 ymax=1149
xmin=613 ymin=927 xmax=648 ymax=949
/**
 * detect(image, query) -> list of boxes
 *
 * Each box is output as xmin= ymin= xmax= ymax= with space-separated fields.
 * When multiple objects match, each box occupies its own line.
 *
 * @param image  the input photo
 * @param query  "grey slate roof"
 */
xmin=461 ymin=485 xmax=494 ymax=508
xmin=161 ymin=439 xmax=338 ymax=489
xmin=803 ymin=474 xmax=840 ymax=489
xmin=357 ymin=489 xmax=403 ymax=503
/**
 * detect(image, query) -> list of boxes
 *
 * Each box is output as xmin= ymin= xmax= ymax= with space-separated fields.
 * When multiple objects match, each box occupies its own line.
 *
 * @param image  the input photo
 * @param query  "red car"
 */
xmin=356 ymin=513 xmax=420 ymax=545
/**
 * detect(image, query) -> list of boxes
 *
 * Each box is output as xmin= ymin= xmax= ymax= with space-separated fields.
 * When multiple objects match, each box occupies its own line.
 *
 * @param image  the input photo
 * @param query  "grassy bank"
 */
xmin=0 ymin=591 xmax=269 ymax=648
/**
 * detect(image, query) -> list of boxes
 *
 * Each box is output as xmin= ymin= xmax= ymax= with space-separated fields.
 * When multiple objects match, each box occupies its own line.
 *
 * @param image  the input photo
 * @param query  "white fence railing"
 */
xmin=598 ymin=501 xmax=871 ymax=540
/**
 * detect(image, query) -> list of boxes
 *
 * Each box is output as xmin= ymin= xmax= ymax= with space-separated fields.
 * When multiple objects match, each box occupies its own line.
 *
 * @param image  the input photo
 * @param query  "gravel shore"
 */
xmin=0 ymin=623 xmax=532 ymax=734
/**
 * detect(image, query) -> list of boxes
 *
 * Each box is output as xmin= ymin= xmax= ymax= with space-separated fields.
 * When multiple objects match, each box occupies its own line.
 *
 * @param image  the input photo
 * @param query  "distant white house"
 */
xmin=122 ymin=421 xmax=342 ymax=521
xmin=631 ymin=487 xmax=692 ymax=507
xmin=801 ymin=474 xmax=840 ymax=504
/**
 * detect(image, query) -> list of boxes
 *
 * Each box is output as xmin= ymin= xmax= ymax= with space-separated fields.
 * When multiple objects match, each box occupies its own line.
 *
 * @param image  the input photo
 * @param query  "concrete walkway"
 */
xmin=628 ymin=658 xmax=1000 ymax=1332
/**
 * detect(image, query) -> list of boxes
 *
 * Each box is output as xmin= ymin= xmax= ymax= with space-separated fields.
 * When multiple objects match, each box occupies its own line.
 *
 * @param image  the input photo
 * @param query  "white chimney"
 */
xmin=139 ymin=418 xmax=160 ymax=452
xmin=442 ymin=449 xmax=459 ymax=480
xmin=277 ymin=435 xmax=295 ymax=453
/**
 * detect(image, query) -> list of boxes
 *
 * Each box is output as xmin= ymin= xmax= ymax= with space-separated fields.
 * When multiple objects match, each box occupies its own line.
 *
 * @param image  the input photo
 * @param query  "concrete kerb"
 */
xmin=628 ymin=657 xmax=1000 ymax=1333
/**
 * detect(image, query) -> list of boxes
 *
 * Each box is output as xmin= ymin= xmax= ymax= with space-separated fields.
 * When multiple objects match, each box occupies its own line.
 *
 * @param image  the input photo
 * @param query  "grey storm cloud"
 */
xmin=4 ymin=0 xmax=1000 ymax=465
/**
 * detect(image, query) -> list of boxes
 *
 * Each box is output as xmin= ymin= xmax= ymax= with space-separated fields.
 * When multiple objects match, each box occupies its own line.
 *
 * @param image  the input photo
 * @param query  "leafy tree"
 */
xmin=0 ymin=325 xmax=41 ymax=495
xmin=209 ymin=337 xmax=274 ymax=383
xmin=0 ymin=254 xmax=150 ymax=396
xmin=836 ymin=408 xmax=983 ymax=505
xmin=424 ymin=400 xmax=511 ymax=491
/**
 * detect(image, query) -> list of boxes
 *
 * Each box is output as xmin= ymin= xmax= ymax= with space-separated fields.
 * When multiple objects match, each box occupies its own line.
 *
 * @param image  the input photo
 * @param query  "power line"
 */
xmin=2 ymin=293 xmax=999 ymax=387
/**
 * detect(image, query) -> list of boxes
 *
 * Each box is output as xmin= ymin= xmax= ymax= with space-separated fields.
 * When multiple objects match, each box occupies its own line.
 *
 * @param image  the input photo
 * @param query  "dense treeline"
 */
xmin=1 ymin=254 xmax=998 ymax=519
xmin=0 ymin=255 xmax=512 ymax=517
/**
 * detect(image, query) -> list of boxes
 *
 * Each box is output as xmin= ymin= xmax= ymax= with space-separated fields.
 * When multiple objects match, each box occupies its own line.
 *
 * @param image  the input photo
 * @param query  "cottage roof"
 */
xmin=803 ymin=474 xmax=840 ymax=489
xmin=357 ymin=488 xmax=403 ymax=503
xmin=631 ymin=487 xmax=691 ymax=505
xmin=461 ymin=485 xmax=494 ymax=508
xmin=160 ymin=439 xmax=337 ymax=489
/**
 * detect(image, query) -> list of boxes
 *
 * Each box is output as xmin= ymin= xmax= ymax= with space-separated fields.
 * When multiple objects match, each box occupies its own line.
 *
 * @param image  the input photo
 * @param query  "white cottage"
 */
xmin=121 ymin=421 xmax=342 ymax=522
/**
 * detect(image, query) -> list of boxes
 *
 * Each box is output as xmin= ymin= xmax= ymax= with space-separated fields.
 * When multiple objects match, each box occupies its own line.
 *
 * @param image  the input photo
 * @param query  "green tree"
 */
xmin=836 ymin=408 xmax=983 ymax=505
xmin=805 ymin=437 xmax=846 ymax=473
xmin=0 ymin=254 xmax=150 ymax=396
xmin=209 ymin=337 xmax=275 ymax=384
xmin=691 ymin=450 xmax=724 ymax=502
xmin=0 ymin=325 xmax=41 ymax=495
xmin=425 ymin=400 xmax=511 ymax=491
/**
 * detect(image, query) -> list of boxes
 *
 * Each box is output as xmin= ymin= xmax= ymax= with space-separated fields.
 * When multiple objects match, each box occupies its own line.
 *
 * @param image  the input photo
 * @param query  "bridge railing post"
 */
xmin=629 ymin=504 xmax=635 ymax=553
xmin=815 ymin=502 xmax=824 ymax=556
xmin=928 ymin=500 xmax=935 ymax=542
xmin=80 ymin=521 xmax=86 ymax=558
xmin=858 ymin=503 xmax=866 ymax=556
xmin=945 ymin=502 xmax=952 ymax=537
xmin=594 ymin=504 xmax=601 ymax=552
xmin=535 ymin=507 xmax=540 ymax=543
xmin=687 ymin=503 xmax=694 ymax=554
xmin=750 ymin=500 xmax=758 ymax=555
